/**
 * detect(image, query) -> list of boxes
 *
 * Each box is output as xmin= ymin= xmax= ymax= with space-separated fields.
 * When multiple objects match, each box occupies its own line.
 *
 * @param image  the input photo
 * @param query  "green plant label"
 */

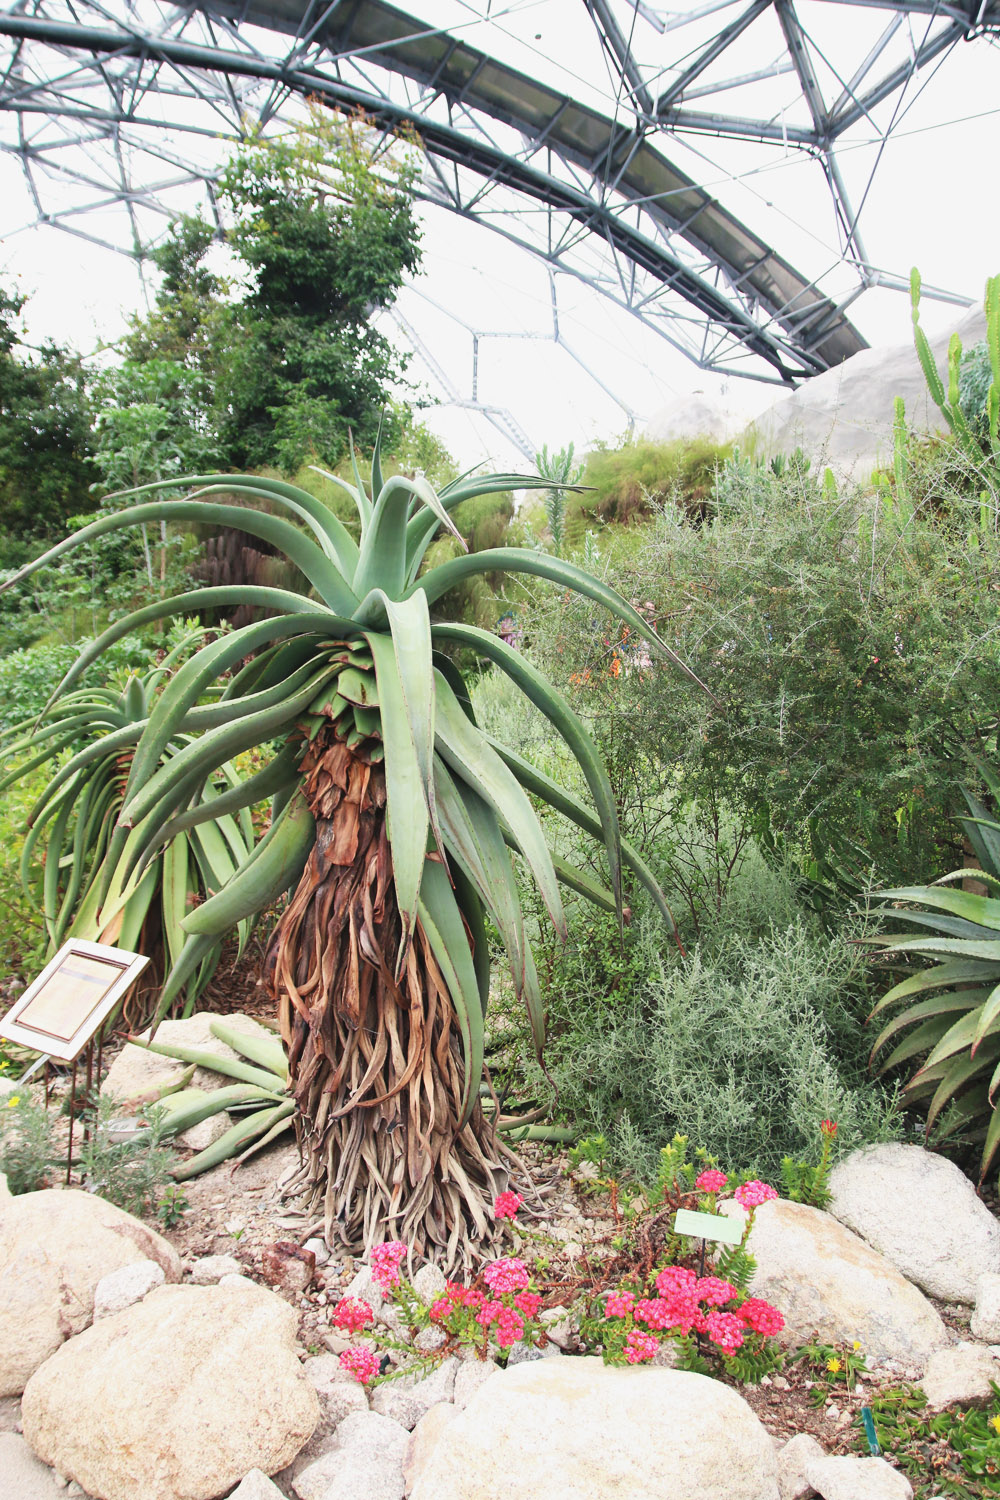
xmin=673 ymin=1208 xmax=744 ymax=1245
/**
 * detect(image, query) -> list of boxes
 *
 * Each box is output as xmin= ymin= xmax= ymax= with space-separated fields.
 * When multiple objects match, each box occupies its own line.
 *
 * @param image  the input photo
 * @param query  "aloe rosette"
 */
xmin=1 ymin=448 xmax=708 ymax=1263
xmin=0 ymin=633 xmax=255 ymax=1026
xmin=868 ymin=766 xmax=1000 ymax=1182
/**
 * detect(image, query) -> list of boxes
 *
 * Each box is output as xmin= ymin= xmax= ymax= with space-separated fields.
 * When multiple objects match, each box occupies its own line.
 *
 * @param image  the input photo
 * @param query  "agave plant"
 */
xmin=0 ymin=632 xmax=255 ymax=1026
xmin=1 ymin=447 xmax=708 ymax=1263
xmin=868 ymin=766 xmax=1000 ymax=1181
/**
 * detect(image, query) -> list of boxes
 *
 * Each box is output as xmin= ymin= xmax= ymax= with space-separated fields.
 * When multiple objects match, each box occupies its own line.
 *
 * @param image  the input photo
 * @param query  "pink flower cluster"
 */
xmin=483 ymin=1257 xmax=530 ymax=1295
xmin=705 ymin=1311 xmax=744 ymax=1355
xmin=695 ymin=1169 xmax=728 ymax=1193
xmin=605 ymin=1290 xmax=636 ymax=1318
xmin=625 ymin=1329 xmax=659 ymax=1364
xmin=493 ymin=1191 xmax=524 ymax=1220
xmin=370 ymin=1240 xmax=407 ymax=1290
xmin=738 ymin=1298 xmax=785 ymax=1337
xmin=339 ymin=1347 xmax=381 ymax=1385
xmin=476 ymin=1300 xmax=526 ymax=1349
xmin=332 ymin=1297 xmax=373 ymax=1334
xmin=733 ymin=1180 xmax=779 ymax=1211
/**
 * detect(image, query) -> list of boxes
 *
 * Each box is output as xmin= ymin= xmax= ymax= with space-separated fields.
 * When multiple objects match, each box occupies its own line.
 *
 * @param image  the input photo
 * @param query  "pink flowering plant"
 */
xmin=575 ymin=1135 xmax=786 ymax=1381
xmin=333 ymin=1224 xmax=547 ymax=1384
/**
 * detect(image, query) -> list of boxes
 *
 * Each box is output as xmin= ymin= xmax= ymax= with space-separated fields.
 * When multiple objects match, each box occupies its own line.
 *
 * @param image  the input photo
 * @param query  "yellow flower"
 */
xmin=826 ymin=1358 xmax=842 ymax=1374
xmin=852 ymin=1342 xmax=862 ymax=1352
xmin=5 ymin=1095 xmax=20 ymax=1109
xmin=991 ymin=1415 xmax=1000 ymax=1436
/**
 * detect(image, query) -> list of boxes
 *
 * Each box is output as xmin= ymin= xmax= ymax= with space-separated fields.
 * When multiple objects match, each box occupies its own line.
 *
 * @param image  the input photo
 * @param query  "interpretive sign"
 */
xmin=0 ymin=939 xmax=149 ymax=1062
xmin=673 ymin=1208 xmax=745 ymax=1246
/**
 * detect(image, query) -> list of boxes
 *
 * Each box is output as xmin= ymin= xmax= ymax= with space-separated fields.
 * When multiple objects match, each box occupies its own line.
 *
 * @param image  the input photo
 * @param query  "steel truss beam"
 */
xmin=0 ymin=0 xmax=994 ymax=393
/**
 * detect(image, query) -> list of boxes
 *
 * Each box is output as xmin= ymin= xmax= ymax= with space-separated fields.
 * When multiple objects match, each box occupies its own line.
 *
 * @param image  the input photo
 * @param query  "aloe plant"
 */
xmin=868 ymin=763 xmax=1000 ymax=1181
xmin=0 ymin=632 xmax=255 ymax=1026
xmin=0 ymin=445 xmax=709 ymax=1264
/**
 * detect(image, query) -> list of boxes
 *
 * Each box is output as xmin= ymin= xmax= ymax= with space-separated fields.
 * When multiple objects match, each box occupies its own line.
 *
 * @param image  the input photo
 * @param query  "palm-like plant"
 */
xmin=0 ymin=633 xmax=255 ymax=1026
xmin=868 ymin=766 xmax=1000 ymax=1182
xmin=2 ymin=451 xmax=708 ymax=1263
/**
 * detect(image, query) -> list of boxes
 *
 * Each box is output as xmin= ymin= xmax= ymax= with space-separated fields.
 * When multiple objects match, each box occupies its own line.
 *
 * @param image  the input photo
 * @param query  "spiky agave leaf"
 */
xmin=869 ymin=828 xmax=1000 ymax=1181
xmin=0 ymin=632 xmax=256 ymax=1025
xmin=0 ymin=443 xmax=706 ymax=1264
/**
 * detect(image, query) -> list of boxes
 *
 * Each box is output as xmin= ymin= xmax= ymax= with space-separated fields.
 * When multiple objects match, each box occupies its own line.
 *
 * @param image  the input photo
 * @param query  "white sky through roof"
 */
xmin=0 ymin=0 xmax=997 ymax=466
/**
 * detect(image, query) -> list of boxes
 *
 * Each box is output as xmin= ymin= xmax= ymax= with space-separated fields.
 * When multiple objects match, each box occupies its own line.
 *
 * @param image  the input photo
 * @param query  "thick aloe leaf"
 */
xmin=0 ymin=499 xmax=356 ymax=614
xmin=923 ymin=1008 xmax=993 ymax=1071
xmin=960 ymin=787 xmax=1000 ymax=878
xmin=435 ymin=675 xmax=566 ymax=941
xmin=876 ymin=885 xmax=1000 ymax=933
xmin=155 ymin=747 xmax=301 ymax=847
xmin=869 ymin=992 xmax=982 ymax=1057
xmin=487 ymin=737 xmax=680 ymax=943
xmin=362 ymin=631 xmax=429 ymax=969
xmin=355 ymin=474 xmax=464 ymax=601
xmin=874 ymin=1012 xmax=962 ymax=1073
xmin=434 ymin=621 xmax=623 ymax=910
xmin=925 ymin=1045 xmax=1000 ymax=1134
xmin=418 ymin=859 xmax=484 ymax=1129
xmin=414 ymin=549 xmax=716 ymax=703
xmin=868 ymin=959 xmax=1000 ymax=1018
xmin=405 ymin=473 xmax=569 ymax=578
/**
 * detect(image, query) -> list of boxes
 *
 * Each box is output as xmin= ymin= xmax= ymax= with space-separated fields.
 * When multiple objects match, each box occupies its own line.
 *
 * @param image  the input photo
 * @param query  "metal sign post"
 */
xmin=0 ymin=939 xmax=149 ymax=1182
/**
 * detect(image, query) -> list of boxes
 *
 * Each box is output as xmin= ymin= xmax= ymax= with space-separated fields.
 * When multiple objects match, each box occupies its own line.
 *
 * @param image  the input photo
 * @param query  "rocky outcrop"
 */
xmin=0 ymin=1188 xmax=181 ymax=1396
xmin=21 ymin=1280 xmax=319 ymax=1500
xmin=828 ymin=1145 xmax=1000 ymax=1304
xmin=407 ymin=1357 xmax=781 ymax=1500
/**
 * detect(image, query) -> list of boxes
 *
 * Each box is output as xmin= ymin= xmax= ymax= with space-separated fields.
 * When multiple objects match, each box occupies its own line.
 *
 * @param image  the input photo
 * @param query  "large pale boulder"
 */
xmin=101 ymin=1011 xmax=280 ymax=1102
xmin=746 ymin=303 xmax=986 ymax=480
xmin=920 ymin=1343 xmax=1000 ymax=1411
xmin=0 ymin=1188 xmax=181 ymax=1396
xmin=408 ymin=1358 xmax=780 ymax=1500
xmin=721 ymin=1198 xmax=948 ymax=1371
xmin=21 ymin=1280 xmax=319 ymax=1500
xmin=828 ymin=1144 xmax=1000 ymax=1304
xmin=0 ymin=1431 xmax=67 ymax=1500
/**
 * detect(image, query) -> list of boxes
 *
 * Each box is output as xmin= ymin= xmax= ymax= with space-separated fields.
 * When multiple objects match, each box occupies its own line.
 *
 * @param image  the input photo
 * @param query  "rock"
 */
xmin=293 ymin=1410 xmax=409 ymax=1500
xmin=804 ymin=1454 xmax=913 ymax=1500
xmin=411 ymin=1264 xmax=447 ymax=1305
xmin=539 ymin=1305 xmax=575 ymax=1349
xmin=93 ymin=1258 xmax=165 ymax=1319
xmin=0 ymin=1188 xmax=181 ymax=1396
xmin=646 ymin=392 xmax=733 ymax=446
xmin=303 ymin=1355 xmax=370 ymax=1426
xmin=778 ymin=1433 xmax=825 ymax=1500
xmin=220 ymin=1274 xmax=258 ymax=1290
xmin=403 ymin=1402 xmax=458 ymax=1495
xmin=178 ymin=1109 xmax=233 ymax=1152
xmin=227 ymin=1472 xmax=286 ymax=1500
xmin=304 ymin=1237 xmax=330 ymax=1266
xmin=101 ymin=1011 xmax=281 ymax=1101
xmin=747 ymin=303 xmax=986 ymax=481
xmin=408 ymin=1358 xmax=780 ymax=1500
xmin=261 ymin=1241 xmax=315 ymax=1294
xmin=189 ymin=1253 xmax=242 ymax=1284
xmin=0 ymin=1431 xmax=67 ymax=1499
xmin=505 ymin=1339 xmax=561 ymax=1366
xmin=720 ymin=1198 xmax=948 ymax=1371
xmin=21 ymin=1281 xmax=319 ymax=1500
xmin=920 ymin=1343 xmax=1000 ymax=1410
xmin=828 ymin=1145 xmax=1000 ymax=1304
xmin=452 ymin=1357 xmax=499 ymax=1409
xmin=413 ymin=1327 xmax=447 ymax=1354
xmin=972 ymin=1272 xmax=1000 ymax=1341
xmin=370 ymin=1358 xmax=458 ymax=1429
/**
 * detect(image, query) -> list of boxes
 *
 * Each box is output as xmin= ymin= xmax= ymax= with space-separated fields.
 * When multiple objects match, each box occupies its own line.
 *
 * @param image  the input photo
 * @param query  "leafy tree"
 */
xmin=0 ymin=449 xmax=705 ymax=1265
xmin=0 ymin=286 xmax=93 ymax=542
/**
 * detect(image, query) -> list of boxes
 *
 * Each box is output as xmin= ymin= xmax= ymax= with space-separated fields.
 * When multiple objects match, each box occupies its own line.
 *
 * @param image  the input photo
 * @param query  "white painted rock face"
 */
xmin=93 ymin=1257 xmax=165 ymax=1319
xmin=407 ymin=1358 xmax=780 ymax=1500
xmin=293 ymin=1410 xmax=409 ymax=1500
xmin=972 ymin=1272 xmax=1000 ymax=1342
xmin=722 ymin=1199 xmax=948 ymax=1371
xmin=101 ymin=1010 xmax=280 ymax=1100
xmin=828 ymin=1144 xmax=1000 ymax=1304
xmin=370 ymin=1356 xmax=458 ymax=1429
xmin=0 ymin=1188 xmax=181 ymax=1396
xmin=21 ymin=1281 xmax=320 ymax=1500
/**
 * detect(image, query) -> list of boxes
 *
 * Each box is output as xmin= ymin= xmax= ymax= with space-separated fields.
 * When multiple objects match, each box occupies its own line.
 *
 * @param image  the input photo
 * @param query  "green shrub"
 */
xmin=0 ymin=1090 xmax=60 ymax=1193
xmin=77 ymin=1096 xmax=180 ymax=1219
xmin=502 ymin=854 xmax=901 ymax=1186
xmin=579 ymin=436 xmax=731 ymax=530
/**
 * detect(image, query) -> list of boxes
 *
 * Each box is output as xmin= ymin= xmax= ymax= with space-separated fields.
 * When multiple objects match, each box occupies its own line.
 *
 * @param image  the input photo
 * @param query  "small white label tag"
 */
xmin=673 ymin=1208 xmax=744 ymax=1245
